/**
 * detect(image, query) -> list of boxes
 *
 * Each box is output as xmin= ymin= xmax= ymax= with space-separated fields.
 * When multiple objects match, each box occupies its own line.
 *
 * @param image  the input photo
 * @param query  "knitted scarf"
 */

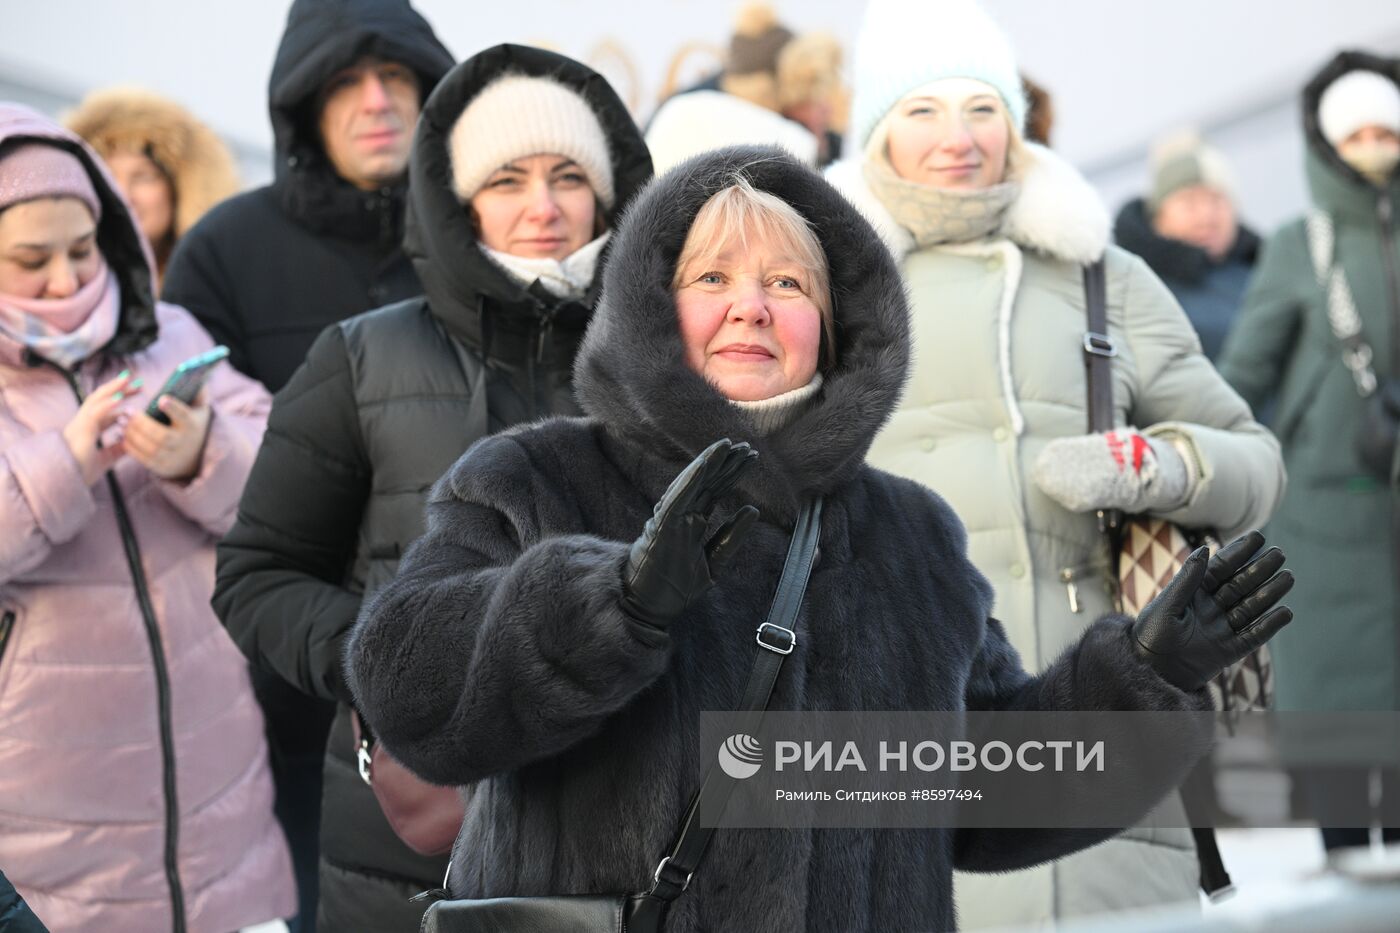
xmin=0 ymin=261 xmax=120 ymax=369
xmin=862 ymin=151 xmax=1019 ymax=248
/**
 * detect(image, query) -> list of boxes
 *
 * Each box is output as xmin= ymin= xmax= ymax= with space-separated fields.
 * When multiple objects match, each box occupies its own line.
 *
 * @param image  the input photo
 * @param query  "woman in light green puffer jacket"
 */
xmin=828 ymin=0 xmax=1286 ymax=928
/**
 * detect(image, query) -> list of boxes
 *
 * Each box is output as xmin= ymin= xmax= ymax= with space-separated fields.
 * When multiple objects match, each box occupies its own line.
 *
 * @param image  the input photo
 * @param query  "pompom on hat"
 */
xmin=449 ymin=74 xmax=615 ymax=208
xmin=1318 ymin=68 xmax=1400 ymax=147
xmin=0 ymin=140 xmax=102 ymax=221
xmin=849 ymin=0 xmax=1027 ymax=152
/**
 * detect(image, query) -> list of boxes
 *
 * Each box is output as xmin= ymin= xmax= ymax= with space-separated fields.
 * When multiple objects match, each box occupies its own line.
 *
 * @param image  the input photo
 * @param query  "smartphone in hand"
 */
xmin=145 ymin=346 xmax=230 ymax=426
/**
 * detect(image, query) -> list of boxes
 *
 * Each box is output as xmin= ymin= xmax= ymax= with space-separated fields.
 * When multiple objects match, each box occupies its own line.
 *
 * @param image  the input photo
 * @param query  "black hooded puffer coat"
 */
xmin=212 ymin=44 xmax=652 ymax=931
xmin=164 ymin=6 xmax=453 ymax=928
xmin=162 ymin=0 xmax=454 ymax=392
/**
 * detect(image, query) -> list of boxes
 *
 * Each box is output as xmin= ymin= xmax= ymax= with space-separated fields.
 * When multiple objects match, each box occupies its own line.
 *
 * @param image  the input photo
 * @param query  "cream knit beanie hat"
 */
xmin=449 ymin=74 xmax=615 ymax=207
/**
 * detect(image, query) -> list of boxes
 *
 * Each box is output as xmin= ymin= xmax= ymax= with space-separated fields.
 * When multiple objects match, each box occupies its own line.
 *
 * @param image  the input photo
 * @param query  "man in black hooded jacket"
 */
xmin=211 ymin=45 xmax=653 ymax=930
xmin=163 ymin=0 xmax=453 ymax=392
xmin=161 ymin=2 xmax=452 ymax=929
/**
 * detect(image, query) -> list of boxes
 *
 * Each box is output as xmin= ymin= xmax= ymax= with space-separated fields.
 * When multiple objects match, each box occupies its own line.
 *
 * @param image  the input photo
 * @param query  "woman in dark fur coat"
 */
xmin=346 ymin=147 xmax=1294 ymax=931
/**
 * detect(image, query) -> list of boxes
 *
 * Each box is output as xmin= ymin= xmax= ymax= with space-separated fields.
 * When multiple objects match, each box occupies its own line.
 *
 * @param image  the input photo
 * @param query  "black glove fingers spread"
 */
xmin=1202 ymin=530 xmax=1265 ymax=594
xmin=1132 ymin=532 xmax=1295 ymax=693
xmin=1226 ymin=570 xmax=1296 ymax=634
xmin=1213 ymin=546 xmax=1286 ymax=610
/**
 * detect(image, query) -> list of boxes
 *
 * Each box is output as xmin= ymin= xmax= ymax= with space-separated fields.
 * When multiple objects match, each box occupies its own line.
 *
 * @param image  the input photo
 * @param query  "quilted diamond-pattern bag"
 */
xmin=1082 ymin=261 xmax=1272 ymax=717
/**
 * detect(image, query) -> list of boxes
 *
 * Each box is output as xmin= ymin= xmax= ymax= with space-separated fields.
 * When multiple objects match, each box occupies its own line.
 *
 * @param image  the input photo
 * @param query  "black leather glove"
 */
xmin=1130 ymin=530 xmax=1295 ymax=693
xmin=620 ymin=438 xmax=760 ymax=631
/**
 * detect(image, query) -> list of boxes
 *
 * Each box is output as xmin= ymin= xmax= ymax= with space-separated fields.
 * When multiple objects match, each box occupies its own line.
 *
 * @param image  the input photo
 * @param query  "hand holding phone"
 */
xmin=145 ymin=346 xmax=229 ymax=426
xmin=124 ymin=346 xmax=224 ymax=482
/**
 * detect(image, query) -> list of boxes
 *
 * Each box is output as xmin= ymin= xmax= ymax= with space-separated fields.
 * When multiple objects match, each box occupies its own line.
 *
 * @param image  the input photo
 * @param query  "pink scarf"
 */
xmin=0 ymin=260 xmax=121 ymax=369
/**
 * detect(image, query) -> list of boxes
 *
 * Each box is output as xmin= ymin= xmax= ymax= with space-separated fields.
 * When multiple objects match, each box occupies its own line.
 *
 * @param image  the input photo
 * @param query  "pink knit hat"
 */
xmin=0 ymin=141 xmax=103 ymax=220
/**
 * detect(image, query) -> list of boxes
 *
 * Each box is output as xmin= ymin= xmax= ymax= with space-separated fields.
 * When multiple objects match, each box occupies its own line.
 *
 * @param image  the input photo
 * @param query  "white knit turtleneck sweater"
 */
xmin=729 ymin=374 xmax=824 ymax=436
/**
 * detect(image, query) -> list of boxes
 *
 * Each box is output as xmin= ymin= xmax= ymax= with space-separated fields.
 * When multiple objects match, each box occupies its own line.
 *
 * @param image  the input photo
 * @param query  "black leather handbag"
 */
xmin=419 ymin=498 xmax=824 ymax=933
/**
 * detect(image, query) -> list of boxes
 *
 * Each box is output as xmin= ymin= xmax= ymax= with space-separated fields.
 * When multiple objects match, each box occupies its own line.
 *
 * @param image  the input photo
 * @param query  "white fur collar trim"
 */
xmin=825 ymin=143 xmax=1110 ymax=264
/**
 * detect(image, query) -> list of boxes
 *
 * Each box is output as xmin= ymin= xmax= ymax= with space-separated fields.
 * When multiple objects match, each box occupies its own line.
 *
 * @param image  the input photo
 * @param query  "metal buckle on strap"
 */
xmin=357 ymin=740 xmax=373 ymax=786
xmin=1083 ymin=332 xmax=1117 ymax=358
xmin=756 ymin=622 xmax=796 ymax=655
xmin=653 ymin=856 xmax=693 ymax=893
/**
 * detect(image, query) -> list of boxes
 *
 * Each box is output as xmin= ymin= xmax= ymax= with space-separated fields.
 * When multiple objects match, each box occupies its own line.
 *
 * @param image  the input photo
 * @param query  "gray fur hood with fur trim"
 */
xmin=346 ymin=147 xmax=1211 ymax=932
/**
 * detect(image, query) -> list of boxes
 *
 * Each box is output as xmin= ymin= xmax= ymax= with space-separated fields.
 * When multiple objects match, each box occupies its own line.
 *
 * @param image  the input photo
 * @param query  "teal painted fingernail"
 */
xmin=128 ymin=378 xmax=143 ymax=390
xmin=117 ymin=369 xmax=130 ymax=379
xmin=113 ymin=391 xmax=124 ymax=401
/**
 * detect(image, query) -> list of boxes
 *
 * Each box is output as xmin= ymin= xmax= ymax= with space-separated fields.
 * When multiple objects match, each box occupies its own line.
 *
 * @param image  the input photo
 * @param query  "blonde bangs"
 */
xmin=674 ymin=175 xmax=836 ymax=367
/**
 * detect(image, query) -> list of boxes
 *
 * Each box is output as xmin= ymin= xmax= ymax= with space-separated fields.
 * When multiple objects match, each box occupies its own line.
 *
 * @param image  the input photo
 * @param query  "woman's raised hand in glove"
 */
xmin=1131 ymin=530 xmax=1295 ymax=692
xmin=620 ymin=438 xmax=760 ymax=631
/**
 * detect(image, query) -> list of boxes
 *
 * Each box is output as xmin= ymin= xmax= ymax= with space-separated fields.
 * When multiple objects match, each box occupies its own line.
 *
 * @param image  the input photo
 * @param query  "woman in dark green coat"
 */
xmin=1218 ymin=50 xmax=1400 ymax=850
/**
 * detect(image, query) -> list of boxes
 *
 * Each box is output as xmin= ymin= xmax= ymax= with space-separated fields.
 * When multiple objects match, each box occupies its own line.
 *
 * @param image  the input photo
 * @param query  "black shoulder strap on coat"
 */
xmin=1082 ymin=259 xmax=1122 ymax=536
xmin=1083 ymin=259 xmax=1114 ymax=433
xmin=630 ymin=497 xmax=824 ymax=926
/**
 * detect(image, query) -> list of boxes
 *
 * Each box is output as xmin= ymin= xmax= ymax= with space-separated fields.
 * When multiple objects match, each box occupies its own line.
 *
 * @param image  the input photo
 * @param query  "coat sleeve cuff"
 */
xmin=1142 ymin=420 xmax=1284 ymax=539
xmin=6 ymin=430 xmax=97 ymax=545
xmin=1066 ymin=615 xmax=1215 ymax=717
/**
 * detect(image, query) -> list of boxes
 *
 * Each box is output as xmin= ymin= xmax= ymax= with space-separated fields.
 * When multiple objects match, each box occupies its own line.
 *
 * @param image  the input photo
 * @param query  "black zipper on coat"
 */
xmin=375 ymin=185 xmax=396 ymax=250
xmin=48 ymin=359 xmax=187 ymax=933
xmin=1376 ymin=194 xmax=1400 ymax=374
xmin=530 ymin=300 xmax=558 ymax=421
xmin=0 ymin=610 xmax=14 ymax=665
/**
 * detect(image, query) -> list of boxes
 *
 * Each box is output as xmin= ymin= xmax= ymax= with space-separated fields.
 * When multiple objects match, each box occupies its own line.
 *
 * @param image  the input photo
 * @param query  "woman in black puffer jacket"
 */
xmin=211 ymin=44 xmax=652 ymax=931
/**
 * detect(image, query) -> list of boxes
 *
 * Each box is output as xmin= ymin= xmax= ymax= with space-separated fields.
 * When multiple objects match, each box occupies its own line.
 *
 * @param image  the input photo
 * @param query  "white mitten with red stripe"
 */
xmin=1032 ymin=429 xmax=1190 ymax=514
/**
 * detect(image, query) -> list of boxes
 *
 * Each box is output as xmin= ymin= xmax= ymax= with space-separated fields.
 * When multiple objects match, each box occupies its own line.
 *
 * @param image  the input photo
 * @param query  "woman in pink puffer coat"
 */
xmin=0 ymin=104 xmax=294 ymax=932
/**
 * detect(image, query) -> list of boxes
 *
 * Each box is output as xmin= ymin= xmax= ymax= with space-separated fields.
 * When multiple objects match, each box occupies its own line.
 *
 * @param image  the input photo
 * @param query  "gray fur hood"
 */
xmin=575 ymin=146 xmax=911 ymax=521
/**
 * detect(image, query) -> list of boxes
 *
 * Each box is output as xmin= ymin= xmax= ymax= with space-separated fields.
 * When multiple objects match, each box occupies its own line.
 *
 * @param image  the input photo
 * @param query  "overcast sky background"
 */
xmin=3 ymin=1 xmax=1399 ymax=228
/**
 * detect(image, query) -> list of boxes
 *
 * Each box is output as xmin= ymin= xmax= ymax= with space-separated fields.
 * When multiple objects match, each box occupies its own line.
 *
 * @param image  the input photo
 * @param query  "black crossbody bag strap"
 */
xmin=1082 ymin=259 xmax=1123 ymax=544
xmin=1082 ymin=261 xmax=1233 ymax=897
xmin=628 ymin=497 xmax=824 ymax=928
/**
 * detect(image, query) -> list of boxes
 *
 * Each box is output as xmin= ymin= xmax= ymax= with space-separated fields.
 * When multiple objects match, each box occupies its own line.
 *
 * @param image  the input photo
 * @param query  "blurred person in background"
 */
xmin=1115 ymin=131 xmax=1261 ymax=362
xmin=0 ymin=103 xmax=290 ymax=933
xmin=647 ymin=2 xmax=844 ymax=172
xmin=1218 ymin=51 xmax=1400 ymax=853
xmin=66 ymin=87 xmax=240 ymax=287
xmin=827 ymin=0 xmax=1285 ymax=925
xmin=159 ymin=2 xmax=452 ymax=928
xmin=210 ymin=45 xmax=652 ymax=931
xmin=1115 ymin=128 xmax=1265 ymax=870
